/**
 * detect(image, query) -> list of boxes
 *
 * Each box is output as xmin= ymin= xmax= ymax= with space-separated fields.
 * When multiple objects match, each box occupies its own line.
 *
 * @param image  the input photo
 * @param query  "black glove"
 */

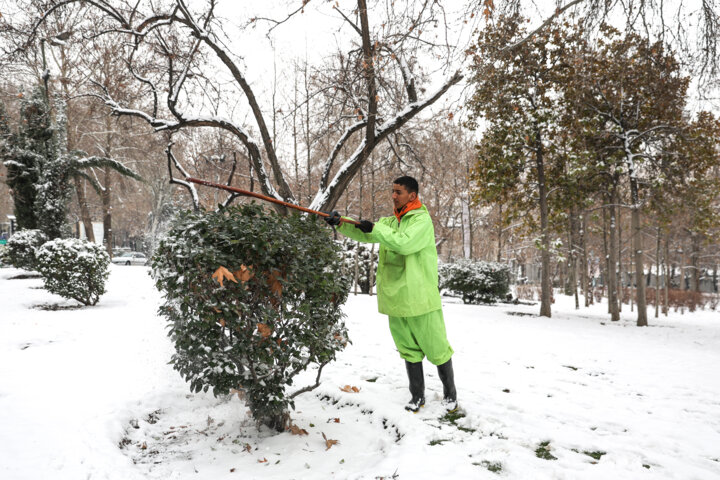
xmin=355 ymin=220 xmax=374 ymax=233
xmin=324 ymin=211 xmax=342 ymax=226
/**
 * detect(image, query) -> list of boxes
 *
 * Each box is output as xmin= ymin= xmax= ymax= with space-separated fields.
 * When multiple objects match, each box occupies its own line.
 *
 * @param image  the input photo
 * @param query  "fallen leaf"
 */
xmin=212 ymin=266 xmax=237 ymax=287
xmin=257 ymin=323 xmax=272 ymax=338
xmin=219 ymin=318 xmax=226 ymax=327
xmin=234 ymin=264 xmax=254 ymax=283
xmin=333 ymin=418 xmax=340 ymax=423
xmin=230 ymin=468 xmax=236 ymax=472
xmin=340 ymin=385 xmax=360 ymax=393
xmin=322 ymin=432 xmax=339 ymax=450
xmin=243 ymin=443 xmax=252 ymax=453
xmin=258 ymin=457 xmax=268 ymax=463
xmin=288 ymin=424 xmax=308 ymax=435
xmin=141 ymin=442 xmax=147 ymax=450
xmin=230 ymin=388 xmax=245 ymax=400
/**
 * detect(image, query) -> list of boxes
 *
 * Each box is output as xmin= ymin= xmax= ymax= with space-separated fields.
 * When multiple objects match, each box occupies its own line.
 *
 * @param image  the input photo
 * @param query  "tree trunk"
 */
xmin=102 ymin=167 xmax=113 ymax=257
xmin=664 ymin=234 xmax=670 ymax=315
xmin=568 ymin=208 xmax=579 ymax=309
xmin=607 ymin=199 xmax=620 ymax=321
xmin=629 ymin=177 xmax=648 ymax=326
xmin=461 ymin=192 xmax=472 ymax=259
xmin=579 ymin=213 xmax=590 ymax=307
xmin=536 ymin=132 xmax=551 ymax=318
xmin=690 ymin=232 xmax=700 ymax=292
xmin=617 ymin=206 xmax=623 ymax=312
xmin=497 ymin=204 xmax=503 ymax=263
xmin=630 ymin=254 xmax=634 ymax=312
xmin=655 ymin=225 xmax=661 ymax=318
xmin=75 ymin=177 xmax=95 ymax=243
xmin=293 ymin=72 xmax=299 ymax=187
xmin=601 ymin=205 xmax=610 ymax=312
xmin=303 ymin=61 xmax=312 ymax=205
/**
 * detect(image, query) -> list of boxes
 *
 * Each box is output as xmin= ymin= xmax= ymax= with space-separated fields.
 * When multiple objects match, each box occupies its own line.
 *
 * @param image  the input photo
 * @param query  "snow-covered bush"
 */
xmin=152 ymin=204 xmax=351 ymax=432
xmin=5 ymin=229 xmax=47 ymax=271
xmin=36 ymin=238 xmax=110 ymax=306
xmin=339 ymin=239 xmax=377 ymax=294
xmin=439 ymin=259 xmax=510 ymax=304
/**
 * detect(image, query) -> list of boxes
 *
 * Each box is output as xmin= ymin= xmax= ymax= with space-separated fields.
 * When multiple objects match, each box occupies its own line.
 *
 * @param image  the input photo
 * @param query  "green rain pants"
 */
xmin=388 ymin=309 xmax=454 ymax=365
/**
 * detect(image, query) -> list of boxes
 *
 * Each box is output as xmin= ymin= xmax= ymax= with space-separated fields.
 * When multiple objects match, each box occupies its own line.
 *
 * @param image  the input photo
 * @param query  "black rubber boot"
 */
xmin=437 ymin=358 xmax=458 ymax=412
xmin=404 ymin=360 xmax=425 ymax=412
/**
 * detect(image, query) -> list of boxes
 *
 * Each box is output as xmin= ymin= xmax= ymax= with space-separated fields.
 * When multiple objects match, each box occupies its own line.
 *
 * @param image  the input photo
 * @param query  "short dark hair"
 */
xmin=393 ymin=176 xmax=419 ymax=194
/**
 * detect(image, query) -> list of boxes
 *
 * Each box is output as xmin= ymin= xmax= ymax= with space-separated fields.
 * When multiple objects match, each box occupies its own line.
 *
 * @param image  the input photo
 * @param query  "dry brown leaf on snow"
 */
xmin=340 ymin=385 xmax=360 ymax=393
xmin=322 ymin=432 xmax=339 ymax=450
xmin=230 ymin=388 xmax=245 ymax=400
xmin=257 ymin=323 xmax=272 ymax=338
xmin=258 ymin=457 xmax=268 ymax=463
xmin=288 ymin=424 xmax=308 ymax=436
xmin=212 ymin=266 xmax=237 ymax=287
xmin=243 ymin=443 xmax=252 ymax=453
xmin=234 ymin=264 xmax=254 ymax=283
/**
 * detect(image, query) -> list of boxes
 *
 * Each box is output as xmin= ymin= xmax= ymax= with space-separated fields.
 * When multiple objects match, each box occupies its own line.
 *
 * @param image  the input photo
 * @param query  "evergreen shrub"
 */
xmin=152 ymin=204 xmax=351 ymax=431
xmin=36 ymin=238 xmax=110 ymax=305
xmin=339 ymin=239 xmax=377 ymax=294
xmin=5 ymin=229 xmax=47 ymax=270
xmin=439 ymin=259 xmax=510 ymax=304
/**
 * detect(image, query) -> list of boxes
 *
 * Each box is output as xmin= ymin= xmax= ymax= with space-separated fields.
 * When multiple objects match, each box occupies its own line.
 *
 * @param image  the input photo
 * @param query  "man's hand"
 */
xmin=355 ymin=220 xmax=374 ymax=233
xmin=324 ymin=211 xmax=342 ymax=226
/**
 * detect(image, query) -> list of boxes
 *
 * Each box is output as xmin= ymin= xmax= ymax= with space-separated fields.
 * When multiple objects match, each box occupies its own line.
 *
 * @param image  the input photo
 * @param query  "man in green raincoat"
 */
xmin=325 ymin=176 xmax=457 ymax=412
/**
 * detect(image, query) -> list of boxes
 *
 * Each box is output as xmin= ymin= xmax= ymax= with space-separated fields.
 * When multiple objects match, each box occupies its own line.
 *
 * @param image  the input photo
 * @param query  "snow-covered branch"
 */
xmin=165 ymin=143 xmax=199 ymax=211
xmin=310 ymin=70 xmax=463 ymax=211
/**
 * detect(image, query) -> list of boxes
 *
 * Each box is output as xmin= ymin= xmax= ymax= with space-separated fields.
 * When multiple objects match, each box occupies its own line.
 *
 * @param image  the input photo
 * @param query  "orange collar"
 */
xmin=394 ymin=197 xmax=422 ymax=223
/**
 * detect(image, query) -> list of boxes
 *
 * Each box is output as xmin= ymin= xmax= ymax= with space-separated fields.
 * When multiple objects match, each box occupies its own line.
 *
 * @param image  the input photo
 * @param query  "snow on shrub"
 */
xmin=339 ymin=239 xmax=377 ymax=294
xmin=439 ymin=258 xmax=511 ymax=304
xmin=5 ymin=229 xmax=47 ymax=271
xmin=36 ymin=238 xmax=110 ymax=306
xmin=152 ymin=204 xmax=351 ymax=432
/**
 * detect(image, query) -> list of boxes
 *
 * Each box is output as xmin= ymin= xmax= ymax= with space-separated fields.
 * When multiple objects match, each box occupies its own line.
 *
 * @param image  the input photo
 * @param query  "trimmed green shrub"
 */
xmin=439 ymin=259 xmax=510 ymax=304
xmin=36 ymin=238 xmax=110 ymax=305
xmin=5 ymin=229 xmax=47 ymax=271
xmin=152 ymin=204 xmax=351 ymax=432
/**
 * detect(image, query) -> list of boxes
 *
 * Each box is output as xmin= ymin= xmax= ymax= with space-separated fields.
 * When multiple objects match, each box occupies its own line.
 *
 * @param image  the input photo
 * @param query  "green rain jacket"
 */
xmin=337 ymin=205 xmax=442 ymax=317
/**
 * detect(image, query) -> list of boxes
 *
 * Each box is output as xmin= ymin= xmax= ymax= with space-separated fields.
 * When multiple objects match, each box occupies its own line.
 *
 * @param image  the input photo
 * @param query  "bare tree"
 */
xmin=5 ymin=0 xmax=463 ymax=213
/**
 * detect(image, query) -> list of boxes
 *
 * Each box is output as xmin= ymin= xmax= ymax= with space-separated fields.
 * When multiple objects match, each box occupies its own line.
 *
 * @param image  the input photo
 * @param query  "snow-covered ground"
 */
xmin=1 ymin=265 xmax=719 ymax=480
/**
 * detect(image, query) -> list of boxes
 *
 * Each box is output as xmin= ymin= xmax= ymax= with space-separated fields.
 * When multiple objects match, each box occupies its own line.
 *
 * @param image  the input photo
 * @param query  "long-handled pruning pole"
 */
xmin=185 ymin=177 xmax=360 ymax=226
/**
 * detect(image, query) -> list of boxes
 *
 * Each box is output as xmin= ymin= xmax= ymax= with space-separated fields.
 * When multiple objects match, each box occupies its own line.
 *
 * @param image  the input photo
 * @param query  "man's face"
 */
xmin=392 ymin=183 xmax=417 ymax=210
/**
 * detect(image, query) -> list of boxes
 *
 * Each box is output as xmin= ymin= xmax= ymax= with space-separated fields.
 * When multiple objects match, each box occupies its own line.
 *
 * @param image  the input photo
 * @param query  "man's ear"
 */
xmin=409 ymin=191 xmax=418 ymax=201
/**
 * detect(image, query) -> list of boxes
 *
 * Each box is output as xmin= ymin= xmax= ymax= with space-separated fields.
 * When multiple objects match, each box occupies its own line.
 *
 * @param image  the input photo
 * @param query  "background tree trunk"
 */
xmin=630 ymin=178 xmax=648 ymax=326
xmin=537 ymin=134 xmax=551 ymax=318
xmin=607 ymin=200 xmax=620 ymax=321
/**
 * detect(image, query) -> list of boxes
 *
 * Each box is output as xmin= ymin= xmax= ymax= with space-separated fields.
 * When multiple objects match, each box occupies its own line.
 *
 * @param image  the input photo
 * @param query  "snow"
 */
xmin=1 ymin=265 xmax=720 ymax=479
